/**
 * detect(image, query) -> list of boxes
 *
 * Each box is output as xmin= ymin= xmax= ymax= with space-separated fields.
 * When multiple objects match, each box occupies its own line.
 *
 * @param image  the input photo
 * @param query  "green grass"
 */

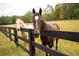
xmin=0 ymin=20 xmax=79 ymax=56
xmin=0 ymin=32 xmax=28 ymax=56
xmin=47 ymin=20 xmax=79 ymax=32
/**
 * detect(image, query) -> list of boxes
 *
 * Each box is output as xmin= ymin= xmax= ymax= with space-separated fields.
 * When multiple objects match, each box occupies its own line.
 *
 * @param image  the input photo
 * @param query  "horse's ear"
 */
xmin=39 ymin=8 xmax=42 ymax=15
xmin=32 ymin=8 xmax=35 ymax=14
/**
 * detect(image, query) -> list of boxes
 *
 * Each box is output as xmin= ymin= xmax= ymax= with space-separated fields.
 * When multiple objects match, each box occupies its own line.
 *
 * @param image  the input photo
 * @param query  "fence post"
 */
xmin=1 ymin=27 xmax=4 ymax=33
xmin=2 ymin=27 xmax=4 ymax=33
xmin=8 ymin=28 xmax=12 ymax=41
xmin=0 ymin=27 xmax=2 ymax=32
xmin=14 ymin=28 xmax=18 ymax=47
xmin=0 ymin=27 xmax=1 ymax=31
xmin=3 ymin=27 xmax=6 ymax=35
xmin=29 ymin=29 xmax=35 ymax=56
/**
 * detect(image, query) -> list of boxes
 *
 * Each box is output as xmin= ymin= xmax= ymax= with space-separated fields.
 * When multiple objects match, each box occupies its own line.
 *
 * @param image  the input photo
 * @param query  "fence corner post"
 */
xmin=14 ymin=28 xmax=19 ymax=47
xmin=29 ymin=29 xmax=35 ymax=56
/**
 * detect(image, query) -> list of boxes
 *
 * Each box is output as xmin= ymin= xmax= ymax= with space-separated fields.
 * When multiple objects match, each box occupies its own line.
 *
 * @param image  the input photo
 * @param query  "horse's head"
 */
xmin=32 ymin=8 xmax=43 ymax=37
xmin=16 ymin=18 xmax=23 ymax=30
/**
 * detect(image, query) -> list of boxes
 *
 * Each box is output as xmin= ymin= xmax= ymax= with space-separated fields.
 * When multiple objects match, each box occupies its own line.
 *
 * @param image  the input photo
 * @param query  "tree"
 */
xmin=43 ymin=4 xmax=54 ymax=21
xmin=21 ymin=11 xmax=32 ymax=23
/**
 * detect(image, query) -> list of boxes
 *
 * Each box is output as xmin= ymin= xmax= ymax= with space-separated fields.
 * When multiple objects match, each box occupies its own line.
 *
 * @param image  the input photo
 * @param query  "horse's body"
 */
xmin=32 ymin=8 xmax=60 ymax=56
xmin=40 ymin=21 xmax=60 ymax=48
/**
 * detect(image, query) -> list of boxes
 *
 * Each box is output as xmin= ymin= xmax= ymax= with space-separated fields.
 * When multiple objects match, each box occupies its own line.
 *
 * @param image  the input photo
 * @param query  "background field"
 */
xmin=0 ymin=20 xmax=79 ymax=56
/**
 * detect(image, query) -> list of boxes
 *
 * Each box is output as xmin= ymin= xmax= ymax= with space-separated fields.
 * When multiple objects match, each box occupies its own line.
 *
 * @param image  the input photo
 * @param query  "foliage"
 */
xmin=0 ymin=3 xmax=79 ymax=25
xmin=43 ymin=3 xmax=79 ymax=21
xmin=0 ymin=16 xmax=19 ymax=25
xmin=21 ymin=11 xmax=32 ymax=23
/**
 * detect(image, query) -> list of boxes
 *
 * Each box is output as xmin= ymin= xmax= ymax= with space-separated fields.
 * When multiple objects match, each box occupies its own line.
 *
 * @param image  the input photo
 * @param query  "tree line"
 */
xmin=44 ymin=3 xmax=79 ymax=21
xmin=0 ymin=3 xmax=79 ymax=25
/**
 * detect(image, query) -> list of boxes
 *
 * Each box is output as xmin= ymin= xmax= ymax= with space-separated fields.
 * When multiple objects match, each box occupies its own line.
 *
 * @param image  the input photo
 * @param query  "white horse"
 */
xmin=16 ymin=18 xmax=34 ymax=47
xmin=16 ymin=18 xmax=30 ymax=47
xmin=16 ymin=18 xmax=27 ymax=39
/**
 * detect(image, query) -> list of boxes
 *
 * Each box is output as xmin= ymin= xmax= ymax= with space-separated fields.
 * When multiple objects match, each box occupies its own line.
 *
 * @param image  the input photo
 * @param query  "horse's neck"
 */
xmin=40 ymin=20 xmax=52 ymax=30
xmin=20 ymin=20 xmax=26 ymax=28
xmin=40 ymin=20 xmax=47 ymax=30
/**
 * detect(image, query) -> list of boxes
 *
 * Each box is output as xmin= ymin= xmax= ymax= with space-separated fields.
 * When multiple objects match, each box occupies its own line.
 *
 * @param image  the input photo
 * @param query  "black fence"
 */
xmin=0 ymin=26 xmax=79 ymax=56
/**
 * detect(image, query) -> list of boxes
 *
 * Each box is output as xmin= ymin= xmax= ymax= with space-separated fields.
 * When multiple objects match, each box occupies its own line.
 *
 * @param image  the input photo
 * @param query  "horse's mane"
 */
xmin=20 ymin=20 xmax=26 ymax=28
xmin=40 ymin=19 xmax=48 ymax=30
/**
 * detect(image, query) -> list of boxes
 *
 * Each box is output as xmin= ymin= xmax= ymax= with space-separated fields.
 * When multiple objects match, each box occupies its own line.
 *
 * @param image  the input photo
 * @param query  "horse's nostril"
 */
xmin=34 ymin=33 xmax=39 ymax=38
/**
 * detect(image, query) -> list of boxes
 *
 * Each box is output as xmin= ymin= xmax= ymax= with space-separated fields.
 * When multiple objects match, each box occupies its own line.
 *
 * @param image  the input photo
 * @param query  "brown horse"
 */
xmin=32 ymin=8 xmax=60 ymax=56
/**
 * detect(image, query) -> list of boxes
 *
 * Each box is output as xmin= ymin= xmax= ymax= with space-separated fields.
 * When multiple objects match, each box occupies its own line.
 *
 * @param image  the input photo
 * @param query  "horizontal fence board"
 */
xmin=16 ymin=35 xmax=29 ymax=43
xmin=11 ymin=40 xmax=30 ymax=54
xmin=1 ymin=29 xmax=29 ymax=43
xmin=0 ymin=26 xmax=33 ymax=32
xmin=18 ymin=43 xmax=30 ymax=54
xmin=0 ymin=26 xmax=79 ymax=56
xmin=9 ymin=32 xmax=29 ymax=43
xmin=40 ymin=30 xmax=79 ymax=42
xmin=33 ymin=42 xmax=67 ymax=56
xmin=0 ymin=28 xmax=30 ymax=54
xmin=20 ymin=28 xmax=33 ymax=32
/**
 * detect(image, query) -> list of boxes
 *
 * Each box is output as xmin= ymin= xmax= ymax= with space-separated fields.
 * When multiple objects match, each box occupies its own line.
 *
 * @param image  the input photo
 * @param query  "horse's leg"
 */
xmin=46 ymin=46 xmax=48 ymax=56
xmin=46 ymin=51 xmax=48 ymax=56
xmin=43 ymin=44 xmax=48 ymax=56
xmin=56 ymin=38 xmax=58 ymax=50
xmin=49 ymin=46 xmax=52 ymax=56
xmin=49 ymin=40 xmax=54 ymax=56
xmin=41 ymin=36 xmax=48 ymax=56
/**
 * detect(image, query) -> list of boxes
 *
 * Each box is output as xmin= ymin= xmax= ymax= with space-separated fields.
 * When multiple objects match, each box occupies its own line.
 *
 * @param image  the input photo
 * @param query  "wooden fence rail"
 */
xmin=0 ymin=26 xmax=79 ymax=56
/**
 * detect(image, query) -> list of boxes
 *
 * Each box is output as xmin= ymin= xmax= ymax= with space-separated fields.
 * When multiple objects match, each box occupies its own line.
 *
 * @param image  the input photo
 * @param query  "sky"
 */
xmin=0 ymin=0 xmax=79 ymax=16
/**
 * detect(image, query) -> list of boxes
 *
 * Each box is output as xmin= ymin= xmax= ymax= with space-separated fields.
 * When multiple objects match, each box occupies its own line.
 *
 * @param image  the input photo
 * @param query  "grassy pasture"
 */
xmin=0 ymin=20 xmax=79 ymax=56
xmin=0 ymin=32 xmax=28 ymax=56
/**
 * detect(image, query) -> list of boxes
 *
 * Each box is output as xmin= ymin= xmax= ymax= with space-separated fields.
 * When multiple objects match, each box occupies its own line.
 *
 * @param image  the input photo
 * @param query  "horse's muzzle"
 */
xmin=34 ymin=33 xmax=39 ymax=38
